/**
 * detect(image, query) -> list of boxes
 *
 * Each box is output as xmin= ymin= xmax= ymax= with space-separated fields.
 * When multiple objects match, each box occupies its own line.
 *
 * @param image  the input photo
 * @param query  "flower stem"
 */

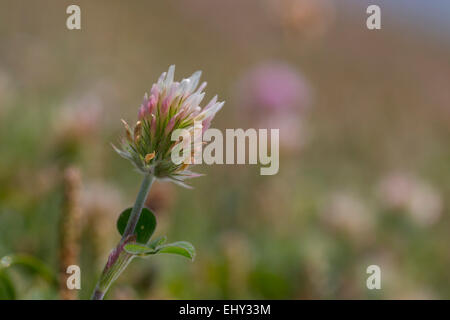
xmin=91 ymin=173 xmax=154 ymax=300
xmin=121 ymin=173 xmax=154 ymax=243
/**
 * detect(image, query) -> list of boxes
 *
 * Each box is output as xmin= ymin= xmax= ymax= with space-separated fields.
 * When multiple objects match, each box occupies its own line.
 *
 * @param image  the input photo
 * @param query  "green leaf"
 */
xmin=157 ymin=241 xmax=196 ymax=261
xmin=124 ymin=239 xmax=195 ymax=261
xmin=124 ymin=244 xmax=156 ymax=255
xmin=148 ymin=235 xmax=167 ymax=249
xmin=117 ymin=207 xmax=157 ymax=244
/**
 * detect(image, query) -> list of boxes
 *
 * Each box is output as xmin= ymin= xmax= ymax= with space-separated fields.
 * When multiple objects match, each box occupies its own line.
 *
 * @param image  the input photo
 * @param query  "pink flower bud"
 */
xmin=138 ymin=104 xmax=145 ymax=119
xmin=165 ymin=117 xmax=176 ymax=134
xmin=202 ymin=116 xmax=213 ymax=133
xmin=150 ymin=84 xmax=159 ymax=100
xmin=147 ymin=95 xmax=157 ymax=115
xmin=150 ymin=115 xmax=156 ymax=136
xmin=161 ymin=96 xmax=171 ymax=115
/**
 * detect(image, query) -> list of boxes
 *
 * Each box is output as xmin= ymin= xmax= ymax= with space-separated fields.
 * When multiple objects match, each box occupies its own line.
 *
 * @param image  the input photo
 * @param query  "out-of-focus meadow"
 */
xmin=0 ymin=0 xmax=449 ymax=299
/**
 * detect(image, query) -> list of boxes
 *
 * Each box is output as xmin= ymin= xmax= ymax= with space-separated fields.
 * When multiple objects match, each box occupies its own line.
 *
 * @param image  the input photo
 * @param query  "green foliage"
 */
xmin=118 ymin=208 xmax=195 ymax=261
xmin=117 ymin=207 xmax=157 ymax=244
xmin=124 ymin=241 xmax=195 ymax=261
xmin=124 ymin=243 xmax=156 ymax=256
xmin=158 ymin=241 xmax=196 ymax=261
xmin=148 ymin=235 xmax=167 ymax=249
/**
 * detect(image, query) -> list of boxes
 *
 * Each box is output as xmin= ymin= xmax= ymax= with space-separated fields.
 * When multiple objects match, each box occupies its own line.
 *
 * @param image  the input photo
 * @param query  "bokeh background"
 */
xmin=0 ymin=0 xmax=449 ymax=299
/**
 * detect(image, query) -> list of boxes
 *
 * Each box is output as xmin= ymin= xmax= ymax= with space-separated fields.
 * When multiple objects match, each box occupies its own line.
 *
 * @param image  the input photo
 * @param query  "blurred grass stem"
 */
xmin=59 ymin=167 xmax=82 ymax=300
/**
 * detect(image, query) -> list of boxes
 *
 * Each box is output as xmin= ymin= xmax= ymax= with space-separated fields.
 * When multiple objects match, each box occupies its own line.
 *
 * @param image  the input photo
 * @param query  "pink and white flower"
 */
xmin=114 ymin=65 xmax=224 ymax=187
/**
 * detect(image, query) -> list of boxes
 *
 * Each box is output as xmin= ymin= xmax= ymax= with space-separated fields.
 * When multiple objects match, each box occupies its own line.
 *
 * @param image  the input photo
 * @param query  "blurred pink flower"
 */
xmin=178 ymin=0 xmax=272 ymax=47
xmin=237 ymin=62 xmax=311 ymax=113
xmin=236 ymin=62 xmax=313 ymax=152
xmin=55 ymin=92 xmax=104 ymax=141
xmin=377 ymin=172 xmax=443 ymax=226
xmin=265 ymin=112 xmax=309 ymax=151
xmin=321 ymin=192 xmax=374 ymax=242
xmin=265 ymin=0 xmax=335 ymax=40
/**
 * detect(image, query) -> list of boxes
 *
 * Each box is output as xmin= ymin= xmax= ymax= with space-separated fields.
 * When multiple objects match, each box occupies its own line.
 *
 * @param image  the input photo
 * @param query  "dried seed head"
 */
xmin=121 ymin=119 xmax=133 ymax=142
xmin=177 ymin=163 xmax=189 ymax=172
xmin=145 ymin=152 xmax=156 ymax=163
xmin=133 ymin=121 xmax=142 ymax=143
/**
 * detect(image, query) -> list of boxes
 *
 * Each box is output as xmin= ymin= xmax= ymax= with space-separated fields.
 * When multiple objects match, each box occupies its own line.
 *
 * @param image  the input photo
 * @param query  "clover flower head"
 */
xmin=238 ymin=62 xmax=311 ymax=113
xmin=113 ymin=65 xmax=224 ymax=187
xmin=377 ymin=172 xmax=443 ymax=226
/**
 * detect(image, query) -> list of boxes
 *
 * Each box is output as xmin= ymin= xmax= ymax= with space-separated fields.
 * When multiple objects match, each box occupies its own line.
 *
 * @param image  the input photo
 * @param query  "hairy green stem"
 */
xmin=91 ymin=173 xmax=154 ymax=300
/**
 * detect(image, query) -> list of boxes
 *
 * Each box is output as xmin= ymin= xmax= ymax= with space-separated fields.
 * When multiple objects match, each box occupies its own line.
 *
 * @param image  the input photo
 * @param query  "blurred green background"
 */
xmin=0 ymin=0 xmax=449 ymax=299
